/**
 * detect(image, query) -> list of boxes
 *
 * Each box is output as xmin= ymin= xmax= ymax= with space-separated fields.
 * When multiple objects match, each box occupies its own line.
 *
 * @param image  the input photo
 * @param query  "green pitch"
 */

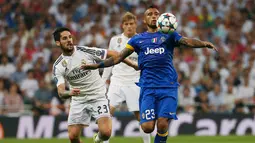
xmin=2 ymin=136 xmax=255 ymax=143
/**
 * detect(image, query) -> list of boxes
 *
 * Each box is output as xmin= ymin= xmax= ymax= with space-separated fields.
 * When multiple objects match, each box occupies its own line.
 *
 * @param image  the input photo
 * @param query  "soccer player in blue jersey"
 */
xmin=81 ymin=6 xmax=217 ymax=143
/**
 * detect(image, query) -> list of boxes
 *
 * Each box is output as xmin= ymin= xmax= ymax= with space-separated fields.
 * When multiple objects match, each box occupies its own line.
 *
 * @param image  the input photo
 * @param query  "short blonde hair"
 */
xmin=121 ymin=12 xmax=137 ymax=24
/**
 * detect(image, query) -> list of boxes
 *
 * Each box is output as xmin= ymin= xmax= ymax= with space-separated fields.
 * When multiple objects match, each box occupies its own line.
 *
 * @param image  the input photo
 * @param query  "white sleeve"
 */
xmin=108 ymin=37 xmax=115 ymax=50
xmin=90 ymin=47 xmax=108 ymax=60
xmin=78 ymin=46 xmax=108 ymax=60
xmin=52 ymin=66 xmax=65 ymax=87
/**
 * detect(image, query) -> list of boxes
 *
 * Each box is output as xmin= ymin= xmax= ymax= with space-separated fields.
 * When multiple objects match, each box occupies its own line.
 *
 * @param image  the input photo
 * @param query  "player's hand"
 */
xmin=204 ymin=41 xmax=218 ymax=52
xmin=132 ymin=63 xmax=139 ymax=71
xmin=80 ymin=63 xmax=99 ymax=70
xmin=70 ymin=88 xmax=80 ymax=96
xmin=106 ymin=79 xmax=111 ymax=85
xmin=123 ymin=58 xmax=139 ymax=71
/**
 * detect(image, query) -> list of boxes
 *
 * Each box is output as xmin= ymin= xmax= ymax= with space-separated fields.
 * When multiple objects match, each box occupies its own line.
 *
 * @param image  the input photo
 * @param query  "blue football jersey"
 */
xmin=126 ymin=31 xmax=182 ymax=87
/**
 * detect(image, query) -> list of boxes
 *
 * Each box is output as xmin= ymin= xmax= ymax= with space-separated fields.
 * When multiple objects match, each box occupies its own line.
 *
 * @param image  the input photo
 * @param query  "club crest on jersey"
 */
xmin=96 ymin=50 xmax=102 ymax=56
xmin=81 ymin=59 xmax=86 ymax=65
xmin=61 ymin=60 xmax=67 ymax=67
xmin=160 ymin=37 xmax=166 ymax=42
xmin=117 ymin=38 xmax=122 ymax=44
xmin=151 ymin=37 xmax=157 ymax=43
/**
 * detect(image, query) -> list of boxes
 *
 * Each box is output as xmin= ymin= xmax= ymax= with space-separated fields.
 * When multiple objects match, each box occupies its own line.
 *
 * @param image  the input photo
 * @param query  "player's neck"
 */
xmin=63 ymin=50 xmax=74 ymax=56
xmin=124 ymin=33 xmax=136 ymax=38
xmin=147 ymin=28 xmax=157 ymax=33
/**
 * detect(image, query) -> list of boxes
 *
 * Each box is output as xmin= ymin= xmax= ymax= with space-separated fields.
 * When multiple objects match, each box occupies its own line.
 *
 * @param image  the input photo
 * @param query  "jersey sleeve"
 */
xmin=78 ymin=46 xmax=108 ymax=60
xmin=108 ymin=37 xmax=115 ymax=50
xmin=52 ymin=65 xmax=65 ymax=87
xmin=126 ymin=36 xmax=138 ymax=53
xmin=172 ymin=31 xmax=183 ymax=45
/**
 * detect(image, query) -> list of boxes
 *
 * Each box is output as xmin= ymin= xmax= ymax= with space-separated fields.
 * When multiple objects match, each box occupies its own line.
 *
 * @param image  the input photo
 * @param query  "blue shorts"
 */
xmin=139 ymin=87 xmax=178 ymax=124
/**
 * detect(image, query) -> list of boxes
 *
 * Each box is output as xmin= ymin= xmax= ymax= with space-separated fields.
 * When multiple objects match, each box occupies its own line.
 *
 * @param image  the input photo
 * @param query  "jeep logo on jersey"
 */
xmin=144 ymin=47 xmax=165 ymax=55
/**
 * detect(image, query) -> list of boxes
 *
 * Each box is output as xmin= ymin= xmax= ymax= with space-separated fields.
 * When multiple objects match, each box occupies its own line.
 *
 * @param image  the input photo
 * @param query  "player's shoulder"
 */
xmin=129 ymin=33 xmax=143 ymax=41
xmin=76 ymin=45 xmax=98 ymax=54
xmin=169 ymin=31 xmax=182 ymax=37
xmin=53 ymin=55 xmax=64 ymax=67
xmin=111 ymin=34 xmax=122 ymax=40
xmin=76 ymin=45 xmax=89 ymax=51
xmin=76 ymin=45 xmax=106 ymax=58
xmin=110 ymin=34 xmax=122 ymax=43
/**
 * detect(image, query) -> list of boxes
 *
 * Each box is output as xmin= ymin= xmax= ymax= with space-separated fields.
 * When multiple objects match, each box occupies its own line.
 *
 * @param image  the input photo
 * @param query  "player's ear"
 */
xmin=143 ymin=18 xmax=146 ymax=24
xmin=56 ymin=41 xmax=60 ymax=46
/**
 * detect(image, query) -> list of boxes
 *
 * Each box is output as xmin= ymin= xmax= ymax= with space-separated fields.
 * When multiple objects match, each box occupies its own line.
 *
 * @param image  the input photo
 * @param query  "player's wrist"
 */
xmin=98 ymin=62 xmax=105 ymax=68
xmin=203 ymin=42 xmax=209 ymax=48
xmin=132 ymin=62 xmax=139 ymax=70
xmin=60 ymin=91 xmax=72 ymax=99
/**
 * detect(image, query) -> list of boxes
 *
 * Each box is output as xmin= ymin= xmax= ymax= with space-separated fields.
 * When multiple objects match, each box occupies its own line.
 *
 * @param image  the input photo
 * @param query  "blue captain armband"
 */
xmin=98 ymin=62 xmax=105 ymax=68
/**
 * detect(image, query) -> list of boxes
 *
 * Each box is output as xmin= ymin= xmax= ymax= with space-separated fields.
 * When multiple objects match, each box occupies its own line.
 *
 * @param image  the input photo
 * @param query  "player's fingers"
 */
xmin=73 ymin=91 xmax=79 ymax=94
xmin=80 ymin=65 xmax=91 ymax=70
xmin=211 ymin=45 xmax=218 ymax=52
xmin=75 ymin=90 xmax=80 ymax=94
xmin=80 ymin=65 xmax=86 ymax=70
xmin=72 ymin=88 xmax=79 ymax=93
xmin=72 ymin=91 xmax=80 ymax=95
xmin=214 ymin=47 xmax=218 ymax=52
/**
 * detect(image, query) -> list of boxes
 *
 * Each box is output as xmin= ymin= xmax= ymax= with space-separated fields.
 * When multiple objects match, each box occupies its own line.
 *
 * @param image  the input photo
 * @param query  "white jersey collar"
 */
xmin=122 ymin=33 xmax=137 ymax=39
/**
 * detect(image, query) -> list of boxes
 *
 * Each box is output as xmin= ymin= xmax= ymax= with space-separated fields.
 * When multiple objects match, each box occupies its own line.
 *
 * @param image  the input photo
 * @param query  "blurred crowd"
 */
xmin=0 ymin=0 xmax=255 ymax=116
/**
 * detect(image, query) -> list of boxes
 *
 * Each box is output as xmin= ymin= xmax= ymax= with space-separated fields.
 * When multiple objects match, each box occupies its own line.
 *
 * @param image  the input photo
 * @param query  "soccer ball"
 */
xmin=156 ymin=13 xmax=178 ymax=33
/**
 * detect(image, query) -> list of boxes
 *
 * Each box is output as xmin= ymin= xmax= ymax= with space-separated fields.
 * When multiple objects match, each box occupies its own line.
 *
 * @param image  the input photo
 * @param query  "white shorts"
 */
xmin=68 ymin=97 xmax=111 ymax=126
xmin=107 ymin=84 xmax=140 ymax=112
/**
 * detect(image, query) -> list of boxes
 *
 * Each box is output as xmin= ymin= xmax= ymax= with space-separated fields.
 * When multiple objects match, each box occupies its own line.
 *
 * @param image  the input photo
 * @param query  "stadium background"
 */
xmin=0 ymin=0 xmax=255 ymax=142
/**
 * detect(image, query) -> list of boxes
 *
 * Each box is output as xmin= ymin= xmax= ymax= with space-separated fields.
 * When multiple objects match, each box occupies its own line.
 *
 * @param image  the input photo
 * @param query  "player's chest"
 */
xmin=138 ymin=36 xmax=169 ymax=55
xmin=62 ymin=54 xmax=92 ymax=76
xmin=112 ymin=37 xmax=138 ymax=60
xmin=140 ymin=36 xmax=167 ymax=47
xmin=112 ymin=37 xmax=129 ymax=52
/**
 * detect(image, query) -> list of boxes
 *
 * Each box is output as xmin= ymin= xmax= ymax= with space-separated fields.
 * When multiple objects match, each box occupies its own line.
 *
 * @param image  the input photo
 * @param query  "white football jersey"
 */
xmin=53 ymin=46 xmax=107 ymax=101
xmin=102 ymin=33 xmax=140 ymax=85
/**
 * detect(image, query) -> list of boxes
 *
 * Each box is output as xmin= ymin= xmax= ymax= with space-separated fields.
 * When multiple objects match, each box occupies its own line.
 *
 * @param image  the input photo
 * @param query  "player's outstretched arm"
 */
xmin=179 ymin=37 xmax=218 ymax=51
xmin=57 ymin=83 xmax=80 ymax=99
xmin=81 ymin=48 xmax=136 ymax=70
xmin=106 ymin=50 xmax=138 ymax=70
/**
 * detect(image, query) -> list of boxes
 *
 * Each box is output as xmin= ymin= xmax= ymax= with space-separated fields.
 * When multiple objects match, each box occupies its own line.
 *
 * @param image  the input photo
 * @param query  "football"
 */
xmin=156 ymin=12 xmax=178 ymax=33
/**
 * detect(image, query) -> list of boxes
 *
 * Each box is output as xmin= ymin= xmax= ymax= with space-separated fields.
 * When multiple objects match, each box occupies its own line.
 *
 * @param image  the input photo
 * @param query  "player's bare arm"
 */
xmin=57 ymin=83 xmax=80 ymax=99
xmin=103 ymin=48 xmax=136 ymax=68
xmin=179 ymin=37 xmax=218 ymax=51
xmin=106 ymin=49 xmax=138 ymax=70
xmin=106 ymin=50 xmax=119 ymax=58
xmin=81 ymin=48 xmax=137 ymax=70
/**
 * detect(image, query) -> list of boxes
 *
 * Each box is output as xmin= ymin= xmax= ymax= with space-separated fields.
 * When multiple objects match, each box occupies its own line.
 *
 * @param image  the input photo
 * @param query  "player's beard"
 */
xmin=60 ymin=43 xmax=74 ymax=54
xmin=147 ymin=23 xmax=157 ymax=29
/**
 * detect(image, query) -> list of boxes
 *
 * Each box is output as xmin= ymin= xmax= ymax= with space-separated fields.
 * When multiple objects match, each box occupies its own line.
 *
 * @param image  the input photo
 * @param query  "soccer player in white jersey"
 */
xmin=52 ymin=27 xmax=137 ymax=143
xmin=102 ymin=12 xmax=151 ymax=143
